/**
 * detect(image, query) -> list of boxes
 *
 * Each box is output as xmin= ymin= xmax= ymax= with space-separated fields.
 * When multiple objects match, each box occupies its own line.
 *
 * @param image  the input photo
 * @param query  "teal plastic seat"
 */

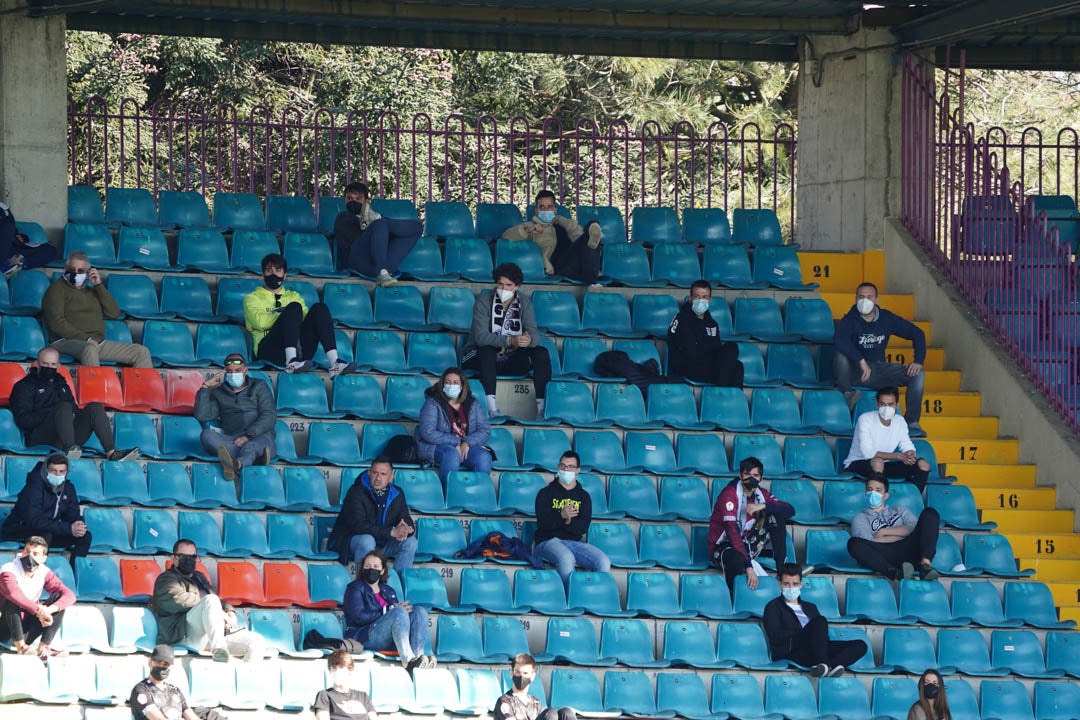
xmin=424 ymin=201 xmax=475 ymax=238
xmin=145 ymin=461 xmax=197 ymax=506
xmin=805 ymin=529 xmax=866 ymax=573
xmin=883 ymin=627 xmax=954 ymax=675
xmin=662 ymin=621 xmax=731 ymax=669
xmin=800 ymin=575 xmax=852 ymax=622
xmin=1047 ymin=631 xmax=1080 ymax=677
xmin=754 ymin=245 xmax=818 ymax=290
xmin=607 ymin=475 xmax=669 ymax=521
xmin=627 ymin=572 xmax=694 ymax=619
xmin=764 ymin=675 xmax=818 ymax=720
xmin=677 ymin=434 xmax=731 ymax=476
xmin=738 ymin=342 xmax=781 ymax=387
xmin=652 ymin=243 xmax=702 ymax=287
xmin=444 ymin=237 xmax=493 ymax=282
xmin=0 ymin=316 xmax=45 ymax=361
xmin=951 ymin=580 xmax=1024 ymax=628
xmin=436 ymin=615 xmax=506 ymax=663
xmin=578 ymin=473 xmax=621 ymax=518
xmin=143 ymin=320 xmax=207 ymax=368
xmin=639 ymin=524 xmax=706 ymax=570
xmin=457 ymin=666 xmax=508 ymax=715
xmin=870 ymin=678 xmax=919 ymax=720
xmin=161 ymin=276 xmax=226 ymax=322
xmin=118 ymin=226 xmax=178 ymax=270
xmin=221 ymin=512 xmax=276 ymax=557
xmin=512 ymin=568 xmax=581 ymax=616
xmin=820 ymin=480 xmax=868 ymax=523
xmin=355 ymin=330 xmax=413 ymax=373
xmin=767 ymin=343 xmax=830 ymax=388
xmin=415 ymin=517 xmax=468 ymax=562
xmin=446 ymin=471 xmax=501 ymax=515
xmin=560 ymin=337 xmax=609 ymax=380
xmin=785 ymin=438 xmax=854 ymax=482
xmin=937 ymin=628 xmax=1007 ymax=677
xmin=1035 ymin=680 xmax=1080 ymax=720
xmin=647 ymin=383 xmax=709 ymax=430
xmin=784 ymin=297 xmax=836 ymax=343
xmin=679 ymin=572 xmax=743 ymax=620
xmin=426 ymin=286 xmax=475 ymax=332
xmin=682 ymin=207 xmax=732 ymax=245
xmin=801 ymin=389 xmax=855 ymax=435
xmin=459 ymin=567 xmax=523 ymax=614
xmin=374 ymin=284 xmax=430 ymax=330
xmin=631 ymin=206 xmax=681 ymax=245
xmin=322 ymin=282 xmax=380 ymax=329
xmin=769 ymin=479 xmax=828 ymax=524
xmin=600 ymin=243 xmax=663 ymax=287
xmin=213 ymin=192 xmax=265 ymax=231
xmin=7 ymin=270 xmax=50 ymax=314
xmin=406 ymin=332 xmax=458 ymax=375
xmin=229 ymin=230 xmax=280 ymax=271
xmin=965 ymin=533 xmax=1034 ymax=577
xmin=659 ymin=476 xmax=711 ymax=521
xmin=847 ymin=577 xmax=917 ymax=625
xmin=717 ymin=622 xmax=787 ymax=670
xmin=307 ymin=421 xmax=362 ymax=465
xmin=734 ymin=297 xmax=797 ymax=342
xmin=549 ymin=668 xmax=607 ymax=712
xmin=733 ymin=575 xmax=783 ymax=618
xmin=474 ymin=202 xmax=523 ymax=240
xmin=992 ymin=629 xmax=1065 ymax=678
xmin=268 ymin=513 xmax=334 ymax=559
xmin=711 ymin=674 xmax=775 ymax=719
xmin=574 ymin=429 xmax=630 ymax=473
xmin=101 ymin=460 xmax=151 ymax=506
xmin=829 ymin=625 xmax=891 ymax=673
xmin=360 ymin=422 xmax=412 ymax=461
xmin=626 ymin=431 xmax=679 ymax=474
xmin=330 ymin=374 xmax=387 ymax=419
xmin=107 ymin=273 xmax=171 ymax=319
xmin=399 ymin=235 xmax=453 ymax=281
xmin=543 ymin=381 xmax=604 ymax=427
xmin=494 ymin=239 xmax=548 ymax=282
xmin=588 ymin=524 xmax=654 ymax=568
xmin=266 ymin=195 xmax=317 ymax=233
xmin=110 ymin=605 xmax=160 ymax=654
xmin=577 ymin=205 xmax=627 ymax=244
xmin=544 ymin=618 xmax=616 ymax=667
xmin=732 ymin=434 xmax=800 ymax=478
xmin=73 ymin=556 xmax=125 ymax=602
xmin=176 ymin=229 xmax=236 ymax=273
xmin=391 ymin=468 xmax=445 ymax=513
xmin=582 ymin=292 xmax=642 ymax=338
xmin=83 ymin=507 xmax=132 ymax=552
xmin=521 ymin=428 xmax=571 ymax=471
xmin=276 ymin=372 xmax=341 ymax=418
xmin=249 ymin=609 xmax=322 ymax=658
xmin=595 ymin=383 xmax=657 ymax=429
xmin=116 ymin=412 xmax=181 ymax=459
xmin=604 ymin=670 xmax=674 ymax=716
xmin=213 ymin=276 xmax=262 ymax=321
xmin=400 ymin=567 xmax=468 ymax=612
xmin=159 ymin=190 xmax=214 ymax=229
xmin=750 ymin=387 xmax=813 ymax=434
xmin=980 ymin=679 xmax=1034 ymax=720
xmin=368 ymin=197 xmax=418 ymax=220
xmin=732 ymin=207 xmax=785 ymax=247
xmin=106 ymin=186 xmax=162 ymax=227
xmin=533 ymin=290 xmax=589 ymax=336
xmin=568 ymin=571 xmax=634 ymax=618
xmin=487 ymin=427 xmax=520 ymax=470
xmin=702 ymin=245 xmax=764 ymax=289
xmin=927 ymin=485 xmax=995 ymax=530
xmin=698 ymin=387 xmax=761 ymax=431
xmin=67 ymin=185 xmax=107 ymax=225
xmin=900 ymin=579 xmax=971 ymax=626
xmin=631 ymin=293 xmax=680 ymax=337
xmin=131 ymin=509 xmax=178 ymax=554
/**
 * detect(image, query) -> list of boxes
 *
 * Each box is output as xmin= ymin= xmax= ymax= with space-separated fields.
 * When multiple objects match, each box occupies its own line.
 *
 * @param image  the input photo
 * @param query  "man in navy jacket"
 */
xmin=328 ymin=458 xmax=417 ymax=570
xmin=833 ymin=281 xmax=926 ymax=435
xmin=1 ymin=454 xmax=90 ymax=563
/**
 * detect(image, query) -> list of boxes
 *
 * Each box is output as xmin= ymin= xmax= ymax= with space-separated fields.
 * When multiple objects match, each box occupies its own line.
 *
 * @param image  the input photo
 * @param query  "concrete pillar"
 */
xmin=0 ymin=13 xmax=68 ymax=240
xmin=796 ymin=28 xmax=902 ymax=252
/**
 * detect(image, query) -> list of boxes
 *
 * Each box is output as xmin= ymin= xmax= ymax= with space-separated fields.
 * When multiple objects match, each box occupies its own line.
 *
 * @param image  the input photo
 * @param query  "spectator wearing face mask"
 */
xmin=494 ymin=653 xmax=577 ymax=720
xmin=41 ymin=251 xmax=153 ymax=368
xmin=130 ymin=644 xmax=201 ymax=720
xmin=908 ymin=670 xmax=950 ymax=720
xmin=332 ymin=181 xmax=422 ymax=286
xmin=847 ymin=474 xmax=941 ymax=581
xmin=0 ymin=536 xmax=75 ymax=662
xmin=843 ymin=386 xmax=930 ymax=492
xmin=415 ymin=366 xmax=493 ymax=489
xmin=2 ymin=453 xmax=95 ymax=562
xmin=314 ymin=649 xmax=377 ymax=720
xmin=532 ymin=450 xmax=610 ymax=587
xmin=666 ymin=280 xmax=743 ymax=387
xmin=8 ymin=347 xmax=138 ymax=462
xmin=152 ymin=539 xmax=267 ymax=662
xmin=501 ymin=189 xmax=602 ymax=283
xmin=193 ymin=353 xmax=277 ymax=481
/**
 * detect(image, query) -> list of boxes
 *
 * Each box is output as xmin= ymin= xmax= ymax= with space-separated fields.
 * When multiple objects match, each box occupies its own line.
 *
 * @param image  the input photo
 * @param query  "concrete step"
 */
xmin=1007 ymin=533 xmax=1080 ymax=561
xmin=901 ymin=390 xmax=982 ymax=417
xmin=946 ymin=464 xmax=1036 ymax=488
xmin=970 ymin=487 xmax=1058 ymax=512
xmin=923 ymin=371 xmax=962 ymax=392
xmin=920 ymin=416 xmax=999 ymax=439
xmin=930 ymin=438 xmax=1020 ymax=465
xmin=983 ymin=509 xmax=1074 ymax=532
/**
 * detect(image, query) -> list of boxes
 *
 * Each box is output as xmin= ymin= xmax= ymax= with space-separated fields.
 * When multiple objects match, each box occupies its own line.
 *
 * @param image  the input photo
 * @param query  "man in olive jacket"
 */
xmin=192 ymin=353 xmax=276 ymax=480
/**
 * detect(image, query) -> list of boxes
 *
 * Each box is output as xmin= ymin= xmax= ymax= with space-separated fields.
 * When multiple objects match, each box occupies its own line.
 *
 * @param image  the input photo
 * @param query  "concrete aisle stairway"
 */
xmin=805 ymin=250 xmax=1079 ymax=625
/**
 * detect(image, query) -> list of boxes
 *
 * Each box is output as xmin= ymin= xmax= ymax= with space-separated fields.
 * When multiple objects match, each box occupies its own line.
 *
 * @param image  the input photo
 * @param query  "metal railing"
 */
xmin=68 ymin=97 xmax=797 ymax=234
xmin=901 ymin=51 xmax=1080 ymax=432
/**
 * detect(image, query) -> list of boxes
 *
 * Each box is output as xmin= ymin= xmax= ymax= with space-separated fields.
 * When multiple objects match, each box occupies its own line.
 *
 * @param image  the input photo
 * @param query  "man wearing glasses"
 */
xmin=151 ymin=539 xmax=267 ymax=662
xmin=532 ymin=450 xmax=610 ymax=587
xmin=193 ymin=353 xmax=276 ymax=481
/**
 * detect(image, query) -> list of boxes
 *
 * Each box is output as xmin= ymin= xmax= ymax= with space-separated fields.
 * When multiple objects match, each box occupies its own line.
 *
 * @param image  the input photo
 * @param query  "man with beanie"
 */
xmin=152 ymin=538 xmax=267 ymax=662
xmin=130 ymin=644 xmax=201 ymax=720
xmin=667 ymin=280 xmax=743 ymax=387
xmin=333 ymin=181 xmax=422 ymax=286
xmin=2 ymin=453 xmax=93 ymax=561
xmin=328 ymin=458 xmax=417 ymax=570
xmin=0 ymin=536 xmax=75 ymax=662
xmin=532 ymin=450 xmax=610 ymax=587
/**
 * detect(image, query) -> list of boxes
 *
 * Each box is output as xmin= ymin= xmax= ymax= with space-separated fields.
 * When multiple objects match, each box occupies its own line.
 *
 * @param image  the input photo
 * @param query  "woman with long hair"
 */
xmin=907 ymin=670 xmax=950 ymax=720
xmin=415 ymin=366 xmax=492 ymax=487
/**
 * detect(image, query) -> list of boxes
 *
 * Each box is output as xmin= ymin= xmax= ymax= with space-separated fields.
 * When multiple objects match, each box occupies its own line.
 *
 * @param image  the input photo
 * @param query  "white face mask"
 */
xmin=856 ymin=297 xmax=875 ymax=315
xmin=557 ymin=470 xmax=576 ymax=485
xmin=328 ymin=668 xmax=351 ymax=688
xmin=495 ymin=288 xmax=514 ymax=303
xmin=878 ymin=405 xmax=896 ymax=421
xmin=691 ymin=299 xmax=710 ymax=316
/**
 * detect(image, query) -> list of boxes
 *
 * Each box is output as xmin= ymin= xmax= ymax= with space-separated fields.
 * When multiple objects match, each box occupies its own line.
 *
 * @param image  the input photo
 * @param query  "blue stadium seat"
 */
xmin=370 ymin=197 xmax=419 ymax=220
xmin=661 ymin=621 xmax=732 ymax=669
xmin=588 ymin=523 xmax=654 ymax=568
xmin=883 ymin=627 xmax=953 ymax=675
xmin=733 ymin=575 xmax=784 ymax=618
xmin=495 ymin=472 xmax=545 ymax=514
xmin=646 ymin=384 xmax=710 ymax=430
xmin=847 ymin=577 xmax=917 ymax=625
xmin=625 ymin=431 xmax=680 ymax=474
xmin=269 ymin=513 xmax=334 ymax=559
xmin=600 ymin=243 xmax=663 ymax=286
xmin=870 ymin=677 xmax=919 ymax=720
xmin=188 ymin=465 xmax=244 ymax=511
xmin=512 ymin=568 xmax=580 ymax=616
xmin=176 ymin=229 xmax=236 ymax=273
xmin=329 ymin=374 xmax=386 ymax=419
xmin=533 ymin=290 xmax=589 ymax=336
xmin=544 ymin=619 xmax=616 ymax=667
xmin=716 ymin=622 xmax=786 ymax=670
xmin=546 ymin=668 xmax=607 ymax=715
xmin=1047 ymin=631 xmax=1080 ymax=678
xmin=965 ymin=533 xmax=1034 ymax=577
xmin=266 ymin=195 xmax=317 ymax=234
xmin=937 ymin=628 xmax=1008 ymax=677
xmin=145 ymin=461 xmax=197 ymax=506
xmin=738 ymin=342 xmax=781 ymax=387
xmin=424 ymin=201 xmax=475 ymax=238
xmin=213 ymin=276 xmax=262 ymax=322
xmin=734 ymin=297 xmax=798 ymax=342
xmin=604 ymin=671 xmax=674 ymax=717
xmin=766 ymin=343 xmax=830 ymax=388
xmin=750 ymin=387 xmax=814 ymax=434
xmin=951 ymin=579 xmax=1023 ymax=628
xmin=732 ymin=434 xmax=800 ymax=478
xmin=221 ymin=512 xmax=276 ymax=557
xmin=980 ymin=679 xmax=1035 ymax=720
xmin=626 ymin=572 xmax=694 ymax=619
xmin=158 ymin=190 xmax=215 ymax=229
xmin=682 ymin=207 xmax=732 ymax=245
xmin=383 ymin=375 xmax=430 ymax=421
xmin=444 ymin=237 xmax=493 ymax=282
xmin=446 ymin=471 xmax=502 ymax=516
xmin=494 ymin=239 xmax=548 ymax=283
xmin=194 ymin=324 xmax=251 ymax=367
xmin=710 ymin=674 xmax=771 ymax=719
xmin=543 ymin=381 xmax=604 ymax=428
xmin=73 ymin=556 xmax=126 ymax=603
xmin=414 ymin=517 xmax=468 ymax=562
xmin=754 ymin=246 xmax=817 ymax=290
xmin=560 ymin=337 xmax=608 ymax=380
xmin=675 ymin=433 xmax=734 ymax=476
xmin=117 ymin=226 xmax=178 ymax=270
xmin=316 ymin=195 xmax=345 ymax=235
xmin=595 ymin=383 xmax=658 ymax=429
xmin=576 ymin=473 xmax=620 ymax=519
xmin=573 ymin=429 xmax=629 ymax=473
xmin=698 ymin=386 xmax=763 ymax=431
xmin=651 ymin=244 xmax=701 ymax=287
xmin=801 ymin=390 xmax=855 ymax=435
xmin=322 ymin=282 xmax=381 ymax=329
xmin=213 ymin=192 xmax=265 ymax=231
xmin=605 ymin=336 xmax=658 ymax=366
xmin=631 ymin=207 xmax=681 ymax=245
xmin=400 ymin=567 xmax=467 ymax=612
xmin=475 ymin=202 xmax=524 ymax=240
xmin=1004 ymin=581 xmax=1075 ymax=629
xmin=143 ymin=320 xmax=207 ymax=368
xmin=353 ymin=330 xmax=415 ymax=374
xmin=426 ymin=286 xmax=476 ymax=332
xmin=764 ymin=675 xmax=818 ymax=720
xmin=521 ymin=428 xmax=571 ymax=471
xmin=399 ymin=235 xmax=454 ymax=281
xmin=702 ymin=244 xmax=764 ymax=289
xmin=678 ymin=573 xmax=744 ymax=621
xmin=927 ymin=485 xmax=995 ymax=530
xmin=785 ymin=437 xmax=854 ymax=481
xmin=992 ymin=630 xmax=1066 ymax=678
xmin=237 ymin=465 xmax=288 ymax=511
xmin=459 ymin=567 xmax=524 ymax=613
xmin=230 ymin=230 xmax=280 ymax=271
xmin=64 ymin=223 xmax=127 ymax=268
xmin=575 ymin=205 xmax=626 ymax=244
xmin=276 ymin=373 xmax=340 ymax=419
xmin=436 ymin=615 xmax=506 ymax=664
xmin=769 ymin=478 xmax=828 ymax=525
xmin=106 ymin=187 xmax=164 ymax=228
xmin=805 ymin=529 xmax=866 ymax=573
xmin=899 ymin=579 xmax=969 ymax=626
xmin=817 ymin=676 xmax=872 ymax=720
xmin=6 ymin=270 xmax=49 ymax=315
xmin=362 ymin=423 xmax=413 ymax=464
xmin=284 ymin=232 xmax=346 ymax=277
xmin=406 ymin=332 xmax=459 ymax=375
xmin=307 ymin=421 xmax=362 ymax=466
xmin=83 ymin=507 xmax=132 ymax=553
xmin=485 ymin=427 xmax=520 ymax=471
xmin=1035 ymin=680 xmax=1080 ymax=720
xmin=67 ymin=185 xmax=107 ymax=225
xmin=160 ymin=276 xmax=225 ymax=322
xmin=631 ymin=293 xmax=680 ymax=337
xmin=106 ymin=273 xmax=171 ymax=320
xmin=389 ymin=468 xmax=445 ymax=514
xmin=130 ymin=509 xmax=179 ymax=555
xmin=114 ymin=412 xmax=180 ymax=459
xmin=103 ymin=461 xmax=152 ymax=506
xmin=0 ymin=316 xmax=45 ymax=361
xmin=658 ymin=476 xmax=711 ymax=522
xmin=568 ymin=571 xmax=635 ymax=618
xmin=785 ymin=297 xmax=836 ymax=343
xmin=732 ymin=207 xmax=785 ymax=247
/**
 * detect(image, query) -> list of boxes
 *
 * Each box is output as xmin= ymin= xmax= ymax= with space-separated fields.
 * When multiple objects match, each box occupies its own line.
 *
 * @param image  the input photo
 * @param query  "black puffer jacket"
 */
xmin=9 ymin=367 xmax=75 ymax=438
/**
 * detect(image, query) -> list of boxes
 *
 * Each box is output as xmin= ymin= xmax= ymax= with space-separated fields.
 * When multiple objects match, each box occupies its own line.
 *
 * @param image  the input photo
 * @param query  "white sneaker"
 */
xmin=66 ymin=446 xmax=82 ymax=461
xmin=587 ymin=223 xmax=603 ymax=249
xmin=328 ymin=360 xmax=355 ymax=378
xmin=285 ymin=359 xmax=313 ymax=373
xmin=376 ymin=269 xmax=398 ymax=287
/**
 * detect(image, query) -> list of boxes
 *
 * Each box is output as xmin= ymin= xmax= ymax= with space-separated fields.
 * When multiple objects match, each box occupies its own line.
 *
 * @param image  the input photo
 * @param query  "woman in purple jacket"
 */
xmin=414 ymin=367 xmax=493 ymax=488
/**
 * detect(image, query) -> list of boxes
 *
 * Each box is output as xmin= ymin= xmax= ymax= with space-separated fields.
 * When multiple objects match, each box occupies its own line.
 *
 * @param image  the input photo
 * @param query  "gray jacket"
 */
xmin=462 ymin=289 xmax=541 ymax=355
xmin=193 ymin=377 xmax=276 ymax=436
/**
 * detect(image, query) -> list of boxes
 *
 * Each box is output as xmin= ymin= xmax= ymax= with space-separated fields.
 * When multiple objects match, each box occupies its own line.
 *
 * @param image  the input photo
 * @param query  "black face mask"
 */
xmin=360 ymin=568 xmax=382 ymax=584
xmin=512 ymin=675 xmax=530 ymax=691
xmin=19 ymin=555 xmax=39 ymax=573
xmin=741 ymin=477 xmax=760 ymax=491
xmin=37 ymin=367 xmax=56 ymax=380
xmin=923 ymin=684 xmax=939 ymax=699
xmin=346 ymin=200 xmax=365 ymax=215
xmin=263 ymin=274 xmax=283 ymax=290
xmin=150 ymin=666 xmax=170 ymax=681
xmin=175 ymin=555 xmax=197 ymax=576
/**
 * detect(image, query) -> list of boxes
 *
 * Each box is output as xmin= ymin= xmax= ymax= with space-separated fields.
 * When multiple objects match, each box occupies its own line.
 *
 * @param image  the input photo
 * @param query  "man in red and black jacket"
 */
xmin=708 ymin=456 xmax=795 ymax=592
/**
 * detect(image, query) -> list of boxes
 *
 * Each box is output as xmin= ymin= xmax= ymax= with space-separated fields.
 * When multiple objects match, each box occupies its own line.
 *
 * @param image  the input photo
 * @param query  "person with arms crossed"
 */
xmin=846 ymin=474 xmax=941 ymax=581
xmin=328 ymin=458 xmax=417 ymax=570
xmin=500 ymin=189 xmax=602 ymax=283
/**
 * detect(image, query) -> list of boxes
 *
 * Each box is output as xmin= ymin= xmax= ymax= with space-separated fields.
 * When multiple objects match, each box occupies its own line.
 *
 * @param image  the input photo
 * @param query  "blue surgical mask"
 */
xmin=443 ymin=383 xmax=462 ymax=400
xmin=46 ymin=473 xmax=65 ymax=487
xmin=537 ymin=210 xmax=556 ymax=224
xmin=691 ymin=299 xmax=710 ymax=316
xmin=557 ymin=470 xmax=576 ymax=485
xmin=866 ymin=490 xmax=884 ymax=508
xmin=225 ymin=372 xmax=245 ymax=388
xmin=781 ymin=587 xmax=801 ymax=602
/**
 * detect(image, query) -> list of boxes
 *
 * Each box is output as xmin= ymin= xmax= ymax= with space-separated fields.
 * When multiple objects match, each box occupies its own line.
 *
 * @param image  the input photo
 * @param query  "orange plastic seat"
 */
xmin=75 ymin=366 xmax=124 ymax=409
xmin=217 ymin=561 xmax=266 ymax=606
xmin=121 ymin=368 xmax=168 ymax=412
xmin=120 ymin=558 xmax=163 ymax=601
xmin=164 ymin=369 xmax=207 ymax=414
xmin=0 ymin=362 xmax=25 ymax=404
xmin=262 ymin=562 xmax=321 ymax=608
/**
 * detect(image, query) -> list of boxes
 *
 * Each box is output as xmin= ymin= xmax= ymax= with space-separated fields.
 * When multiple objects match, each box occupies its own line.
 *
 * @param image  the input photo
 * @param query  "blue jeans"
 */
xmin=349 ymin=534 xmax=418 ymax=571
xmin=364 ymin=605 xmax=429 ymax=662
xmin=433 ymin=443 xmax=493 ymax=487
xmin=534 ymin=538 xmax=611 ymax=586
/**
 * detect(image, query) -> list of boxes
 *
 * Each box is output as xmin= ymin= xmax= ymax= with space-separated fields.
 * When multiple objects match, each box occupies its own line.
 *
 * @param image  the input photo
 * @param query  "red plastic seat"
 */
xmin=0 ymin=362 xmax=25 ymax=405
xmin=121 ymin=368 xmax=168 ymax=412
xmin=164 ymin=369 xmax=207 ymax=414
xmin=217 ymin=561 xmax=266 ymax=606
xmin=262 ymin=562 xmax=321 ymax=608
xmin=75 ymin=366 xmax=124 ymax=409
xmin=120 ymin=558 xmax=163 ymax=601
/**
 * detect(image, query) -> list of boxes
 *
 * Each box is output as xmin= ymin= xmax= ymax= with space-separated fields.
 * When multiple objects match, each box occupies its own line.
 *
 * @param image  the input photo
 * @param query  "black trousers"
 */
xmin=846 ymin=508 xmax=940 ymax=576
xmin=463 ymin=345 xmax=552 ymax=399
xmin=784 ymin=615 xmax=868 ymax=669
xmin=0 ymin=597 xmax=64 ymax=646
xmin=847 ymin=459 xmax=929 ymax=493
xmin=713 ymin=514 xmax=787 ymax=593
xmin=28 ymin=401 xmax=115 ymax=453
xmin=256 ymin=302 xmax=337 ymax=366
xmin=551 ymin=221 xmax=602 ymax=284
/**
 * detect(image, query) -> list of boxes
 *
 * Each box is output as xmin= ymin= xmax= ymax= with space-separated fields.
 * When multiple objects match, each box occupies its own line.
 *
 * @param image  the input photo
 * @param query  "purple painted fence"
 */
xmin=67 ymin=97 xmax=796 ymax=233
xmin=901 ymin=51 xmax=1080 ymax=433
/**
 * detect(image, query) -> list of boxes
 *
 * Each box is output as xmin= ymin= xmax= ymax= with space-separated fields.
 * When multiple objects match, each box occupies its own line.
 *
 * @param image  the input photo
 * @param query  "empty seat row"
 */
xmin=601 ymin=241 xmax=815 ymax=290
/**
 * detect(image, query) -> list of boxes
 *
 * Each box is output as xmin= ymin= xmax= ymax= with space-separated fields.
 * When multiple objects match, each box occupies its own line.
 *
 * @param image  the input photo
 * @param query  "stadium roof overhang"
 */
xmin=15 ymin=0 xmax=1080 ymax=70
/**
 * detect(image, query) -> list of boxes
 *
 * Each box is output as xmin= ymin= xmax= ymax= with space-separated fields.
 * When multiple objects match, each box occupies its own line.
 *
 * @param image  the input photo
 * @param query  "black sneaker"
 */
xmin=108 ymin=448 xmax=140 ymax=462
xmin=809 ymin=663 xmax=829 ymax=678
xmin=919 ymin=561 xmax=940 ymax=581
xmin=405 ymin=655 xmax=424 ymax=675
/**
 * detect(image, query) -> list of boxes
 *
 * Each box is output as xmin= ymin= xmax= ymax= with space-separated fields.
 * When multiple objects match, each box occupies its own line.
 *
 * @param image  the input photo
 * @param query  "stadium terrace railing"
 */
xmin=67 ymin=96 xmax=797 ymax=235
xmin=901 ymin=50 xmax=1080 ymax=433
